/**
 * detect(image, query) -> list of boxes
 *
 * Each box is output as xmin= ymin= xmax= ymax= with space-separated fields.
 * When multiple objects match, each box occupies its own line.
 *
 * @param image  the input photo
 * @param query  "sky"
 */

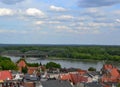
xmin=0 ymin=0 xmax=120 ymax=45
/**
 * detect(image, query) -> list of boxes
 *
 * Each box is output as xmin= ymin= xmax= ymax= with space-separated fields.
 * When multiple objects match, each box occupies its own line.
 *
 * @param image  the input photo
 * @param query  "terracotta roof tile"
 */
xmin=0 ymin=71 xmax=12 ymax=80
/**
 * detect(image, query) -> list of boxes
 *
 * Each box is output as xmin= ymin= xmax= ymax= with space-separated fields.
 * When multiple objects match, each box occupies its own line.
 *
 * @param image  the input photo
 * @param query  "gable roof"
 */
xmin=70 ymin=74 xmax=88 ymax=84
xmin=17 ymin=60 xmax=26 ymax=67
xmin=101 ymin=64 xmax=120 ymax=82
xmin=60 ymin=73 xmax=88 ymax=84
xmin=0 ymin=70 xmax=12 ymax=80
xmin=27 ymin=67 xmax=38 ymax=75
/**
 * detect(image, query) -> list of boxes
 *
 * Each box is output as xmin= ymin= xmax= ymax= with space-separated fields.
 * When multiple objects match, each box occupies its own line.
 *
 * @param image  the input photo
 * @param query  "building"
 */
xmin=101 ymin=64 xmax=120 ymax=82
xmin=60 ymin=73 xmax=88 ymax=84
xmin=17 ymin=59 xmax=27 ymax=72
xmin=0 ymin=70 xmax=12 ymax=81
xmin=41 ymin=80 xmax=72 ymax=87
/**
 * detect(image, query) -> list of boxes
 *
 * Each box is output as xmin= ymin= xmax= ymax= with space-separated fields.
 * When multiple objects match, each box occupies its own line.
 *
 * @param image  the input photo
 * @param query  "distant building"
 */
xmin=0 ymin=70 xmax=12 ymax=81
xmin=41 ymin=80 xmax=72 ymax=87
xmin=101 ymin=64 xmax=120 ymax=82
xmin=60 ymin=73 xmax=88 ymax=84
xmin=17 ymin=59 xmax=27 ymax=72
xmin=27 ymin=67 xmax=38 ymax=75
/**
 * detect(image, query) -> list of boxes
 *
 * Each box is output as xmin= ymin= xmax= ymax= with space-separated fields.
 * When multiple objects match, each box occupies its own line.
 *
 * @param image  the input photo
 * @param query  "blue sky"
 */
xmin=0 ymin=0 xmax=120 ymax=45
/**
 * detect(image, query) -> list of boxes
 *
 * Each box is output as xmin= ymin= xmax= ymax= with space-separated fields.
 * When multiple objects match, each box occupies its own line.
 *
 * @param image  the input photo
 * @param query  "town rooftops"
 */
xmin=101 ymin=64 xmax=120 ymax=82
xmin=60 ymin=73 xmax=88 ymax=84
xmin=0 ymin=70 xmax=12 ymax=81
xmin=27 ymin=67 xmax=38 ymax=75
xmin=41 ymin=80 xmax=72 ymax=87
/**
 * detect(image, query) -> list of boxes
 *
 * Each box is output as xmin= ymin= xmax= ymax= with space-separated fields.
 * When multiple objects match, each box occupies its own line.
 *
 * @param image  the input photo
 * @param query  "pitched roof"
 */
xmin=0 ymin=71 xmax=12 ymax=80
xmin=27 ymin=67 xmax=38 ymax=75
xmin=101 ymin=64 xmax=120 ymax=82
xmin=17 ymin=60 xmax=26 ymax=67
xmin=60 ymin=74 xmax=71 ymax=81
xmin=41 ymin=80 xmax=72 ymax=87
xmin=60 ymin=73 xmax=88 ymax=84
xmin=70 ymin=74 xmax=88 ymax=84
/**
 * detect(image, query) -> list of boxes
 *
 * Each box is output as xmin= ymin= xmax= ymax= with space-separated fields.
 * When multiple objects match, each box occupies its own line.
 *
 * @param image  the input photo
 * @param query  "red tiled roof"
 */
xmin=60 ymin=73 xmax=88 ymax=84
xmin=60 ymin=74 xmax=71 ymax=81
xmin=103 ymin=64 xmax=113 ymax=70
xmin=0 ymin=71 xmax=12 ymax=80
xmin=27 ymin=67 xmax=38 ymax=75
xmin=70 ymin=74 xmax=88 ymax=84
xmin=17 ymin=60 xmax=26 ymax=67
xmin=101 ymin=64 xmax=120 ymax=82
xmin=77 ymin=69 xmax=87 ymax=75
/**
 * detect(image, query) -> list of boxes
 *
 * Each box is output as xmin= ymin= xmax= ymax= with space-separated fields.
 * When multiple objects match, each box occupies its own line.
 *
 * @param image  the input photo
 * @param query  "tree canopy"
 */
xmin=46 ymin=62 xmax=61 ymax=69
xmin=0 ymin=45 xmax=120 ymax=61
xmin=0 ymin=56 xmax=18 ymax=70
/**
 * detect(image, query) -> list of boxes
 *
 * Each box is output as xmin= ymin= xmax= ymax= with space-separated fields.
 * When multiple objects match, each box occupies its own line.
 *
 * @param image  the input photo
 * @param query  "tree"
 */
xmin=88 ymin=67 xmax=96 ymax=71
xmin=27 ymin=63 xmax=39 ymax=67
xmin=0 ymin=56 xmax=18 ymax=70
xmin=22 ymin=66 xmax=28 ymax=74
xmin=46 ymin=62 xmax=61 ymax=69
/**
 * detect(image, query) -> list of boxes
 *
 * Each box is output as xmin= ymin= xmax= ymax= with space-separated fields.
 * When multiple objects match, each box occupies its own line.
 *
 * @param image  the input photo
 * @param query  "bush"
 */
xmin=46 ymin=62 xmax=61 ymax=69
xmin=22 ymin=66 xmax=28 ymax=74
xmin=88 ymin=67 xmax=96 ymax=71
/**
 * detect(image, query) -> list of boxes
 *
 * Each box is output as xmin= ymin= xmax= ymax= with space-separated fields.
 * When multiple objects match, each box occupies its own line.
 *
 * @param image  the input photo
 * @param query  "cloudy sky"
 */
xmin=0 ymin=0 xmax=120 ymax=45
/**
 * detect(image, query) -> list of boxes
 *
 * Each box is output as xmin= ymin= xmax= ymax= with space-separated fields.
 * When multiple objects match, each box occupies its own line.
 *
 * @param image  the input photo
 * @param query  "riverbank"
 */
xmin=4 ymin=56 xmax=120 ymax=71
xmin=47 ymin=57 xmax=102 ymax=62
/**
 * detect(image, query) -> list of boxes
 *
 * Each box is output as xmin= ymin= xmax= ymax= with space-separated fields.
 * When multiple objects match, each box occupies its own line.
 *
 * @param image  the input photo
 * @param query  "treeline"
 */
xmin=0 ymin=56 xmax=18 ymax=70
xmin=0 ymin=45 xmax=120 ymax=61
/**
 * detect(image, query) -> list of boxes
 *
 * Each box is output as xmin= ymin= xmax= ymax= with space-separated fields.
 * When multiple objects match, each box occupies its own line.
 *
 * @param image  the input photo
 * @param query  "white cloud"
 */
xmin=56 ymin=25 xmax=69 ymax=32
xmin=56 ymin=26 xmax=69 ymax=29
xmin=116 ymin=19 xmax=120 ymax=23
xmin=35 ymin=21 xmax=44 ymax=25
xmin=0 ymin=8 xmax=14 ymax=16
xmin=58 ymin=15 xmax=74 ymax=20
xmin=48 ymin=21 xmax=61 ymax=24
xmin=26 ymin=8 xmax=45 ymax=17
xmin=88 ymin=22 xmax=114 ymax=27
xmin=87 ymin=8 xmax=99 ymax=13
xmin=50 ymin=5 xmax=66 ymax=12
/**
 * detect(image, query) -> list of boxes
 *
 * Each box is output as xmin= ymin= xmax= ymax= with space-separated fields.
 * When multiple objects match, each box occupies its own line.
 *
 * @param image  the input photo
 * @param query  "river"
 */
xmin=7 ymin=56 xmax=120 ymax=71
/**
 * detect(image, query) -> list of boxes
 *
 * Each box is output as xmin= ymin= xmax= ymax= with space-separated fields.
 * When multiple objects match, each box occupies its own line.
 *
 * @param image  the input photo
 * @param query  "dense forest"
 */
xmin=0 ymin=45 xmax=120 ymax=61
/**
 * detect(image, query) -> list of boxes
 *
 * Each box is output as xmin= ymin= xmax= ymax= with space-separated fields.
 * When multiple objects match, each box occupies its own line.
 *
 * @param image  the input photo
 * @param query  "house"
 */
xmin=86 ymin=71 xmax=101 ymax=82
xmin=11 ymin=70 xmax=24 ymax=80
xmin=0 ymin=70 xmax=12 ymax=81
xmin=17 ymin=59 xmax=27 ymax=72
xmin=27 ymin=67 xmax=38 ymax=75
xmin=70 ymin=73 xmax=88 ymax=84
xmin=60 ymin=73 xmax=88 ymax=84
xmin=101 ymin=64 xmax=120 ymax=82
xmin=24 ymin=82 xmax=35 ymax=87
xmin=77 ymin=69 xmax=87 ymax=75
xmin=60 ymin=73 xmax=71 ymax=81
xmin=24 ymin=74 xmax=39 ymax=81
xmin=41 ymin=80 xmax=72 ymax=87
